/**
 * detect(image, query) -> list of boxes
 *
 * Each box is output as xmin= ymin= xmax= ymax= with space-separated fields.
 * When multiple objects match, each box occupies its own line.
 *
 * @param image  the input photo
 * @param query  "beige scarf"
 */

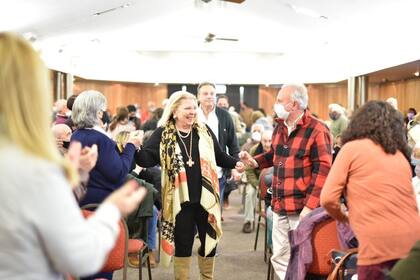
xmin=159 ymin=120 xmax=222 ymax=267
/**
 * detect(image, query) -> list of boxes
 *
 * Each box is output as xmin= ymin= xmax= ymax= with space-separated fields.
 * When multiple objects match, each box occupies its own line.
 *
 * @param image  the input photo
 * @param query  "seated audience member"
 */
xmin=142 ymin=107 xmax=163 ymax=132
xmin=242 ymin=130 xmax=272 ymax=233
xmin=64 ymin=94 xmax=78 ymax=131
xmin=127 ymin=104 xmax=142 ymax=130
xmin=108 ymin=106 xmax=136 ymax=140
xmin=54 ymin=99 xmax=70 ymax=125
xmin=52 ymin=123 xmax=72 ymax=155
xmin=321 ymin=100 xmax=420 ymax=280
xmin=0 ymin=32 xmax=147 ymax=280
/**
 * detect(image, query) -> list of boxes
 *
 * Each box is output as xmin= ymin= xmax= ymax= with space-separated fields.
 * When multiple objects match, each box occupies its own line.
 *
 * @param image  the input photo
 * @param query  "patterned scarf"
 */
xmin=159 ymin=120 xmax=222 ymax=267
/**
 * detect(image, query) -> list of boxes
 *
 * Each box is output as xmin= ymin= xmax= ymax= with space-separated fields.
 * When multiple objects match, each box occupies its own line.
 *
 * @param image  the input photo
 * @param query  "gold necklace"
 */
xmin=177 ymin=130 xmax=194 ymax=167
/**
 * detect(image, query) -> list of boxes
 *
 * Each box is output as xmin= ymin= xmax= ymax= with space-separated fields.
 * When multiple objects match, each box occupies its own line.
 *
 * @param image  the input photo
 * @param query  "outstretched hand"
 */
xmin=239 ymin=151 xmax=258 ymax=168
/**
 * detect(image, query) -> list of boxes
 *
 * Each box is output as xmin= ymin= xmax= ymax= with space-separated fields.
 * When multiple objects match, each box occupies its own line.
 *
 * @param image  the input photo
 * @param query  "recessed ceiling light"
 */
xmin=414 ymin=71 xmax=419 ymax=77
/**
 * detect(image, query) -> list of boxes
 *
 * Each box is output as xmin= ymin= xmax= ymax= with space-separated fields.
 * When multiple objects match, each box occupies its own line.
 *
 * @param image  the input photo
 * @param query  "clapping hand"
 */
xmin=79 ymin=144 xmax=98 ymax=173
xmin=128 ymin=130 xmax=144 ymax=149
xmin=235 ymin=161 xmax=245 ymax=173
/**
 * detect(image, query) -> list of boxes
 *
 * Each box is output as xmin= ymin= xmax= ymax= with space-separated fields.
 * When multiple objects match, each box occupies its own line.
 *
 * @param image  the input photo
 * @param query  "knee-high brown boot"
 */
xmin=197 ymin=255 xmax=215 ymax=280
xmin=174 ymin=256 xmax=192 ymax=280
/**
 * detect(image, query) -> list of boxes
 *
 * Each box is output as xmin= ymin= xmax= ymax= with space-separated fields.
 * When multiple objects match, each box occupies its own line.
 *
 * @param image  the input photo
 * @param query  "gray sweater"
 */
xmin=0 ymin=144 xmax=120 ymax=279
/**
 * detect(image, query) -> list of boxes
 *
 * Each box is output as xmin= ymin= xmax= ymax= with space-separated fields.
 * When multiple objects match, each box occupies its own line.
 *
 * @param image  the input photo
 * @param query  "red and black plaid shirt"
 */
xmin=254 ymin=110 xmax=332 ymax=215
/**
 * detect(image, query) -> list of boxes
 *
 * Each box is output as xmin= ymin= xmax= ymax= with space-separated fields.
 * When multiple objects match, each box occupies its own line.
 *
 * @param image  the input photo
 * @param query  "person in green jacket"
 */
xmin=242 ymin=130 xmax=272 ymax=233
xmin=328 ymin=103 xmax=349 ymax=143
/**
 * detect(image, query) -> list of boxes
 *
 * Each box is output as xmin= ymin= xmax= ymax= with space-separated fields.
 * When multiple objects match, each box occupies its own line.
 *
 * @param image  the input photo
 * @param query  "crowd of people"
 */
xmin=1 ymin=31 xmax=420 ymax=280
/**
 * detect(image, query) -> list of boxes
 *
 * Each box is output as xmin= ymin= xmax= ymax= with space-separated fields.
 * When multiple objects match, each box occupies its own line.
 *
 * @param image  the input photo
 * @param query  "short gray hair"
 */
xmin=281 ymin=83 xmax=308 ymax=110
xmin=72 ymin=90 xmax=107 ymax=129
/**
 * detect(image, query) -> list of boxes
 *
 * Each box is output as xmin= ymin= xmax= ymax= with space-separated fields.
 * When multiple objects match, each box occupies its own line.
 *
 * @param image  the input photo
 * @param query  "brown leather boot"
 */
xmin=174 ymin=256 xmax=192 ymax=280
xmin=197 ymin=255 xmax=215 ymax=280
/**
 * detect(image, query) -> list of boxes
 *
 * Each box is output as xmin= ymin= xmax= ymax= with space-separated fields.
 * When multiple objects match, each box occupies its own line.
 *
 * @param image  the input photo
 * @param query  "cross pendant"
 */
xmin=187 ymin=158 xmax=194 ymax=167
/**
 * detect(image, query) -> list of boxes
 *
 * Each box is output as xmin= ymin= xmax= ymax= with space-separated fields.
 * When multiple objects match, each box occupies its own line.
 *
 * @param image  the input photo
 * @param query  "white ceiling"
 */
xmin=2 ymin=0 xmax=420 ymax=84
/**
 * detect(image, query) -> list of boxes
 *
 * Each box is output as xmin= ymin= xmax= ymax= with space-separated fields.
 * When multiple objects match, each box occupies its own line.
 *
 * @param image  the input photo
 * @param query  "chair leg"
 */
xmin=147 ymin=251 xmax=152 ymax=280
xmin=139 ymin=251 xmax=143 ymax=280
xmin=266 ymin=258 xmax=271 ymax=280
xmin=264 ymin=216 xmax=268 ymax=263
xmin=254 ymin=214 xmax=261 ymax=251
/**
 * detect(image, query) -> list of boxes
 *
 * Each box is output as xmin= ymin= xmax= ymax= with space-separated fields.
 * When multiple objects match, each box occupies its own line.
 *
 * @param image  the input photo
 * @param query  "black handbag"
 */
xmin=327 ymin=248 xmax=358 ymax=280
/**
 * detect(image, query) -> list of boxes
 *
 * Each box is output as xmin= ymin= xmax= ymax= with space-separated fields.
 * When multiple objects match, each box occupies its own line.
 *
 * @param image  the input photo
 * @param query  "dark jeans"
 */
xmin=174 ymin=203 xmax=217 ymax=257
xmin=219 ymin=176 xmax=226 ymax=213
xmin=358 ymin=259 xmax=399 ymax=280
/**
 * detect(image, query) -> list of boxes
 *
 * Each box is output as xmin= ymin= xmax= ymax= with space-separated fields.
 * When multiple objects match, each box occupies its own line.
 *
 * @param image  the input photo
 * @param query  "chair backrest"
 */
xmin=258 ymin=167 xmax=272 ymax=200
xmin=307 ymin=218 xmax=341 ymax=276
xmin=81 ymin=208 xmax=128 ymax=273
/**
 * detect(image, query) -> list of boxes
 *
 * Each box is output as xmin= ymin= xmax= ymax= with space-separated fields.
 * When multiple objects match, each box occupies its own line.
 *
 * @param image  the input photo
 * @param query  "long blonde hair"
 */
xmin=157 ymin=91 xmax=202 ymax=127
xmin=0 ymin=32 xmax=77 ymax=184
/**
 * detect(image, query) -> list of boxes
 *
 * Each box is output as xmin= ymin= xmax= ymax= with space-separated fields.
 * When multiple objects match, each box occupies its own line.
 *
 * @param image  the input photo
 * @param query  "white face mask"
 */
xmin=274 ymin=103 xmax=290 ymax=119
xmin=415 ymin=163 xmax=420 ymax=178
xmin=251 ymin=131 xmax=262 ymax=142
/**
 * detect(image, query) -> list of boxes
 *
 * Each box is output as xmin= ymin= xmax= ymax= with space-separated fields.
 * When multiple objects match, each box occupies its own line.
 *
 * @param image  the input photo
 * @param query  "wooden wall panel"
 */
xmin=259 ymin=83 xmax=348 ymax=120
xmin=307 ymin=84 xmax=348 ymax=120
xmin=73 ymin=80 xmax=168 ymax=116
xmin=258 ymin=86 xmax=278 ymax=117
xmin=367 ymin=78 xmax=420 ymax=114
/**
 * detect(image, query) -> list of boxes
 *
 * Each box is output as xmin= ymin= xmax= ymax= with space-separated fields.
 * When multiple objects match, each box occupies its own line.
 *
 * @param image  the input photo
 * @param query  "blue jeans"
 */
xmin=147 ymin=206 xmax=158 ymax=250
xmin=218 ymin=176 xmax=226 ymax=213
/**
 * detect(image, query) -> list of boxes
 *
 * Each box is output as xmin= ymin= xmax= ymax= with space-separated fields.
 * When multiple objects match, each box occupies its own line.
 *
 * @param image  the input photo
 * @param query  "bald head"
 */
xmin=261 ymin=130 xmax=273 ymax=152
xmin=55 ymin=99 xmax=68 ymax=114
xmin=52 ymin=124 xmax=72 ymax=141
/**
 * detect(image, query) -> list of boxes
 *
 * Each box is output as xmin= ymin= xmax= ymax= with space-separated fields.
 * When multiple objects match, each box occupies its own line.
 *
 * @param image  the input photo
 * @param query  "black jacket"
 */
xmin=215 ymin=107 xmax=240 ymax=158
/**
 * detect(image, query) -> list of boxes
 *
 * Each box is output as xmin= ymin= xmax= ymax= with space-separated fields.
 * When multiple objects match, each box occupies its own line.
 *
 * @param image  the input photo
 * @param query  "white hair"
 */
xmin=157 ymin=91 xmax=203 ymax=127
xmin=281 ymin=83 xmax=308 ymax=110
xmin=251 ymin=123 xmax=265 ymax=133
xmin=386 ymin=97 xmax=398 ymax=110
xmin=72 ymin=90 xmax=107 ymax=129
xmin=328 ymin=103 xmax=345 ymax=114
xmin=261 ymin=129 xmax=273 ymax=139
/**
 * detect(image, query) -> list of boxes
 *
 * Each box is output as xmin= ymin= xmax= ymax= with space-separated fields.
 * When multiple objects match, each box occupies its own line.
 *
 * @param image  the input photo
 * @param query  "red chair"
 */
xmin=254 ymin=167 xmax=271 ymax=263
xmin=307 ymin=218 xmax=341 ymax=276
xmin=81 ymin=205 xmax=152 ymax=280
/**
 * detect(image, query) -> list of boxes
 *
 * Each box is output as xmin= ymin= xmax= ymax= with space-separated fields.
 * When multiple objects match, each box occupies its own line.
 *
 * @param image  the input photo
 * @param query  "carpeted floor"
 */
xmin=114 ymin=188 xmax=270 ymax=279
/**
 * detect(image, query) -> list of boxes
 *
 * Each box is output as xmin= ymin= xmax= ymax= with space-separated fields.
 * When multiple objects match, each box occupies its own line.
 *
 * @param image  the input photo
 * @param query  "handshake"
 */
xmin=238 ymin=151 xmax=259 ymax=169
xmin=233 ymin=151 xmax=257 ymax=174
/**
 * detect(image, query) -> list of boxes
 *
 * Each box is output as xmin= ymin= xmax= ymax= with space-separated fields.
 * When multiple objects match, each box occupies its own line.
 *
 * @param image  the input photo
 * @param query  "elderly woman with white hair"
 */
xmin=135 ymin=91 xmax=245 ymax=279
xmin=71 ymin=91 xmax=142 ymax=205
xmin=71 ymin=91 xmax=143 ymax=280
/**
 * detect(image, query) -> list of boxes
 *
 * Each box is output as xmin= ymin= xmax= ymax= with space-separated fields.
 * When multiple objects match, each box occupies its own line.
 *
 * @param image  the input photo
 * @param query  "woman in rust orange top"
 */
xmin=321 ymin=100 xmax=420 ymax=280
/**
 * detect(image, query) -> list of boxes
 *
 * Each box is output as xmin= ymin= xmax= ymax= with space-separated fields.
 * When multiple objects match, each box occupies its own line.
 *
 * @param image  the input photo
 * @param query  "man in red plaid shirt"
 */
xmin=240 ymin=83 xmax=332 ymax=279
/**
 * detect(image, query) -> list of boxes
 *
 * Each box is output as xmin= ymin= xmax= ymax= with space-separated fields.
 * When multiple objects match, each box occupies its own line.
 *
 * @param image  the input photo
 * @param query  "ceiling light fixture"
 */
xmin=92 ymin=2 xmax=131 ymax=17
xmin=415 ymin=65 xmax=420 ymax=77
